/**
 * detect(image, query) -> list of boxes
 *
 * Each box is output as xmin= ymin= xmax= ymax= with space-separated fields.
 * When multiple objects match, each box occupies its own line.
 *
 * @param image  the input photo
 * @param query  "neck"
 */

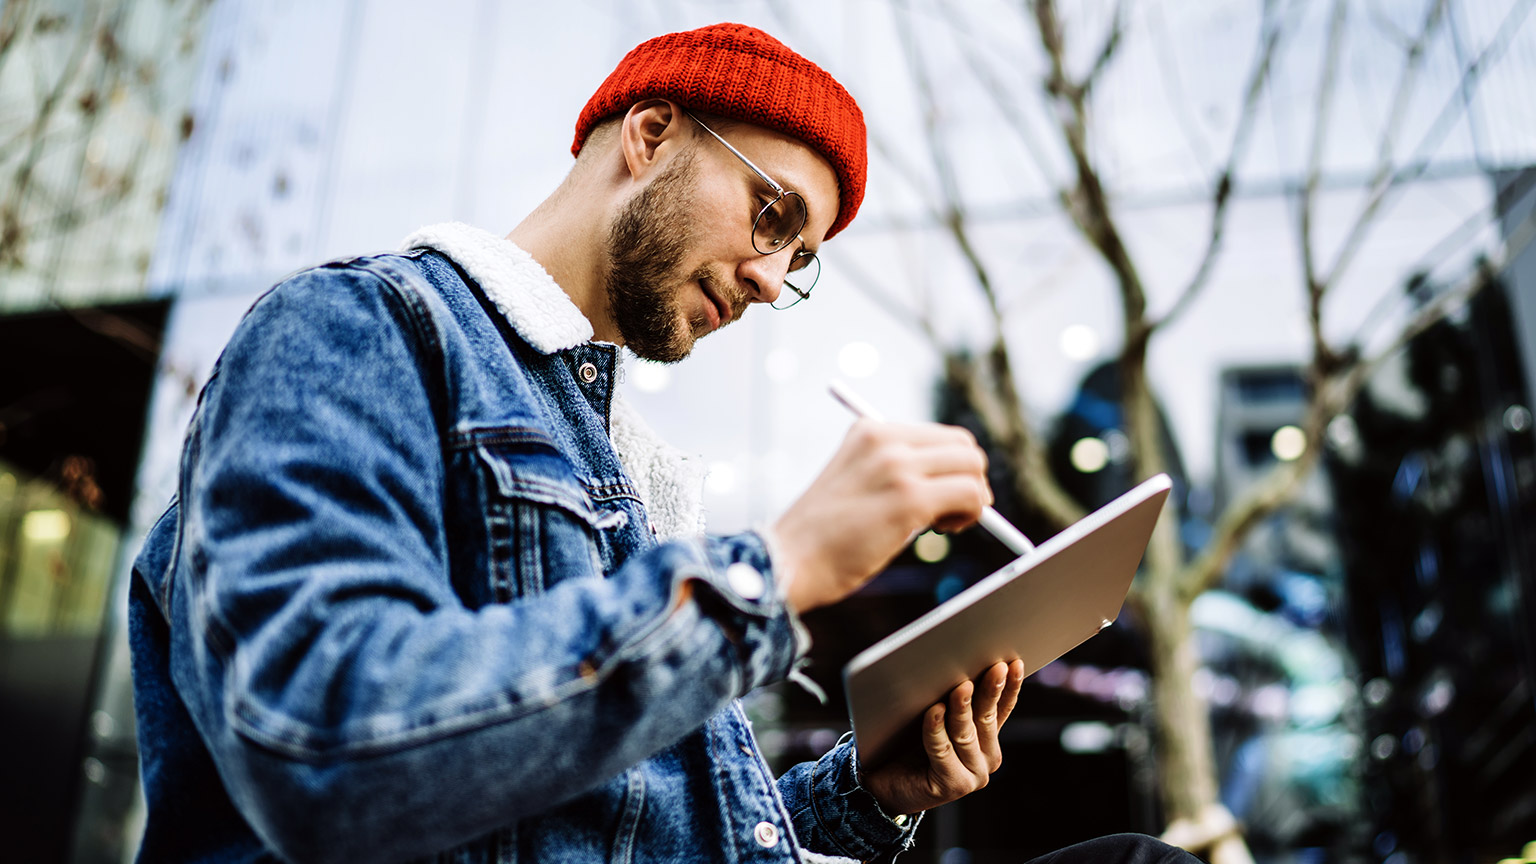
xmin=508 ymin=181 xmax=621 ymax=344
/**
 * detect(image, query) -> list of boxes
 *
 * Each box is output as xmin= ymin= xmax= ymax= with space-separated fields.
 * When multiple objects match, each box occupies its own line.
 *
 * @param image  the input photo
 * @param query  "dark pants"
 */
xmin=1024 ymin=834 xmax=1201 ymax=864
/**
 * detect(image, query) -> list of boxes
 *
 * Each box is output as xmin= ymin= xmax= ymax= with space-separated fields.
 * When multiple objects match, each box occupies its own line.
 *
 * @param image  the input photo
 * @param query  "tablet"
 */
xmin=843 ymin=474 xmax=1172 ymax=765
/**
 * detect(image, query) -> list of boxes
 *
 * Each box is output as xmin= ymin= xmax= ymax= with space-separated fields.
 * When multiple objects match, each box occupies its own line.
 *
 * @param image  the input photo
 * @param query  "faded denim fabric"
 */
xmin=128 ymin=248 xmax=920 ymax=863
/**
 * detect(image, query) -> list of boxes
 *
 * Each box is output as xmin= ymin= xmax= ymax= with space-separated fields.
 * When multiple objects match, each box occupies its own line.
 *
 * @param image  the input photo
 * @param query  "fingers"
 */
xmin=907 ymin=436 xmax=988 ymax=478
xmin=932 ymin=506 xmax=987 ymax=535
xmin=944 ymin=680 xmax=991 ymax=784
xmin=896 ymin=669 xmax=1022 ymax=813
xmin=848 ymin=424 xmax=984 ymax=480
xmin=849 ymin=421 xmax=985 ymax=478
xmin=996 ymin=659 xmax=1026 ymax=728
xmin=918 ymin=683 xmax=982 ymax=799
xmin=922 ymin=476 xmax=992 ymax=528
xmin=880 ymin=424 xmax=992 ymax=533
xmin=853 ymin=421 xmax=991 ymax=535
xmin=872 ymin=420 xmax=981 ymax=448
xmin=944 ymin=662 xmax=1024 ymax=782
xmin=770 ymin=419 xmax=993 ymax=613
xmin=972 ymin=663 xmax=1009 ymax=772
xmin=922 ymin=702 xmax=955 ymax=766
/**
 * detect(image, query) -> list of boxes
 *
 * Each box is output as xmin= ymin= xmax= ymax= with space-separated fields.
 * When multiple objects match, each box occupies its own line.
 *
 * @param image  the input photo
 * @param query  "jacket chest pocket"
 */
xmin=474 ymin=442 xmax=623 ymax=602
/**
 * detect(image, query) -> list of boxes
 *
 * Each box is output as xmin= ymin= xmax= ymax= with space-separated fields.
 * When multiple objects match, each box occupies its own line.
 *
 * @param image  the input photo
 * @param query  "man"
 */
xmin=129 ymin=22 xmax=1195 ymax=864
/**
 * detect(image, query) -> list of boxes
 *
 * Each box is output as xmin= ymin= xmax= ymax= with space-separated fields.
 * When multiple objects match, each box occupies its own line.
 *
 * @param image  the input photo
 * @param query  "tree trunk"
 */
xmin=1146 ymin=595 xmax=1217 ymax=819
xmin=1144 ymin=588 xmax=1254 ymax=864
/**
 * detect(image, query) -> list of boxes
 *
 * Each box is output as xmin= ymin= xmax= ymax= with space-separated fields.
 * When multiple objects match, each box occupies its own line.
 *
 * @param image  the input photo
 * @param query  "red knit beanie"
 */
xmin=573 ymin=22 xmax=867 ymax=240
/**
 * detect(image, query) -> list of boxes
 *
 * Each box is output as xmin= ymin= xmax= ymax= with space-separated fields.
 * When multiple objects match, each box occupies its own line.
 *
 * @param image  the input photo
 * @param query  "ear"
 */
xmin=618 ymin=99 xmax=689 ymax=181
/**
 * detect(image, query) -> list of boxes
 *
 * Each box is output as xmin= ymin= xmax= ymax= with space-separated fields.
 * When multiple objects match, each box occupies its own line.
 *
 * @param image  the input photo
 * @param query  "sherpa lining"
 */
xmin=608 ymin=395 xmax=709 ymax=539
xmin=401 ymin=222 xmax=592 ymax=354
xmin=401 ymin=222 xmax=705 ymax=538
xmin=799 ymin=852 xmax=861 ymax=864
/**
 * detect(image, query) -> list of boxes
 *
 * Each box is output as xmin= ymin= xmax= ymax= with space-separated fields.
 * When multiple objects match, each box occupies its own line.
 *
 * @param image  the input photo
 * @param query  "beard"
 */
xmin=605 ymin=147 xmax=720 ymax=363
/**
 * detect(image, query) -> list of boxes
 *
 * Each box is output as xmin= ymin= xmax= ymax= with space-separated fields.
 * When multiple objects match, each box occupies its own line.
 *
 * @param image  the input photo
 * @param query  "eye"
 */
xmin=756 ymin=200 xmax=785 ymax=232
xmin=789 ymin=250 xmax=815 ymax=273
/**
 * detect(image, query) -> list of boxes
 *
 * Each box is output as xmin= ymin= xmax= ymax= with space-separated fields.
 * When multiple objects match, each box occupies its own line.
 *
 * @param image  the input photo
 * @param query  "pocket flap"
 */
xmin=475 ymin=440 xmax=601 ymax=526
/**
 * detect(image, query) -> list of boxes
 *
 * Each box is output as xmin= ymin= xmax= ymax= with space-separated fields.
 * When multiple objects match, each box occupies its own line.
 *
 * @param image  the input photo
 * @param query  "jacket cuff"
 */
xmin=808 ymin=733 xmax=923 ymax=859
xmin=688 ymin=531 xmax=810 ymax=694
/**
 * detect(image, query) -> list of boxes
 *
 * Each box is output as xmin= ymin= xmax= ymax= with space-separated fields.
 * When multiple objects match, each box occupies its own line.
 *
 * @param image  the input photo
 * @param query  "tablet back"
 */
xmin=844 ymin=474 xmax=1172 ymax=765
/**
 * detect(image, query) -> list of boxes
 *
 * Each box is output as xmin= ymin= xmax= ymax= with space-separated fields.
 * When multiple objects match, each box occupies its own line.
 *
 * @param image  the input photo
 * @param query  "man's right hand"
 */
xmin=771 ymin=419 xmax=992 ymax=613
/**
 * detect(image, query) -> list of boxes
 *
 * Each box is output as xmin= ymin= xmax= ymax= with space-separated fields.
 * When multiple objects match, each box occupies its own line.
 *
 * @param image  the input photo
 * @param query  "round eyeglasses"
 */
xmin=687 ymin=112 xmax=820 ymax=309
xmin=772 ymin=252 xmax=818 ymax=310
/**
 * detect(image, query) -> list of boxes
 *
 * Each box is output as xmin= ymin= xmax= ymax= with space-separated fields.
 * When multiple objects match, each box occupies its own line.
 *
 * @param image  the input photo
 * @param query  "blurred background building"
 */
xmin=1 ymin=1 xmax=1533 ymax=862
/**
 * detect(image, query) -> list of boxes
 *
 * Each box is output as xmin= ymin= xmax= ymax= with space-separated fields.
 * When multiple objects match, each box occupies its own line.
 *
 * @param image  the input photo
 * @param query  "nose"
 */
xmin=737 ymin=248 xmax=792 ymax=306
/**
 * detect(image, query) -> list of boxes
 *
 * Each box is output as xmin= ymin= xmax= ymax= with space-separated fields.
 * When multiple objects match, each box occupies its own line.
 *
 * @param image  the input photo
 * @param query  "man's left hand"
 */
xmin=861 ymin=659 xmax=1027 ymax=817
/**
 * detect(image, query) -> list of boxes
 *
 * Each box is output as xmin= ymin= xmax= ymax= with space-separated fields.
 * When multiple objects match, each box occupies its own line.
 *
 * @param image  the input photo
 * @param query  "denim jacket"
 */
xmin=128 ymin=222 xmax=921 ymax=863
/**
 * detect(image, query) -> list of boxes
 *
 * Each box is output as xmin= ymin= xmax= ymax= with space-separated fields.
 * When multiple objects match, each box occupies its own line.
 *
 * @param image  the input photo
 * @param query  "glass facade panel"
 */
xmin=0 ymin=471 xmax=120 ymax=639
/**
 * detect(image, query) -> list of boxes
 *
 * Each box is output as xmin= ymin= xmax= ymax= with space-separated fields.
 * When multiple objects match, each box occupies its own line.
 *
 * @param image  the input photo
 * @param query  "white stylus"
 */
xmin=828 ymin=379 xmax=1036 ymax=556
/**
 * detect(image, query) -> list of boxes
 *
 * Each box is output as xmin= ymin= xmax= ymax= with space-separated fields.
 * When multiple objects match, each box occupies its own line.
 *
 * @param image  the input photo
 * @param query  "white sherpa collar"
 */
xmin=400 ymin=222 xmax=706 ymax=539
xmin=401 ymin=221 xmax=592 ymax=354
xmin=608 ymin=394 xmax=708 ymax=539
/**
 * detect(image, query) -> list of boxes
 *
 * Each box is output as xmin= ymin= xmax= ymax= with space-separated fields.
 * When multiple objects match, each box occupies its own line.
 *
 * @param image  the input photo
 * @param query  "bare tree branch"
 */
xmin=1384 ymin=170 xmax=1536 ymax=338
xmin=888 ymin=0 xmax=1087 ymax=530
xmin=1332 ymin=0 xmax=1447 ymax=246
xmin=866 ymin=133 xmax=944 ymax=224
xmin=894 ymin=0 xmax=1004 ymax=322
xmin=946 ymin=346 xmax=1086 ymax=530
xmin=832 ymin=248 xmax=946 ymax=350
xmin=1180 ymin=448 xmax=1313 ymax=602
xmin=1321 ymin=0 xmax=1523 ymax=289
xmin=1 ymin=2 xmax=103 ymax=268
xmin=1147 ymin=1 xmax=1214 ymax=175
xmin=1151 ymin=0 xmax=1290 ymax=335
xmin=905 ymin=3 xmax=1524 ymax=855
xmin=764 ymin=0 xmax=945 ymax=222
xmin=44 ymin=2 xmax=131 ymax=298
xmin=1180 ymin=206 xmax=1528 ymax=602
xmin=1033 ymin=0 xmax=1150 ymax=341
xmin=66 ymin=305 xmax=161 ymax=362
xmin=1370 ymin=0 xmax=1450 ymax=167
xmin=1353 ymin=209 xmax=1532 ymax=392
xmin=1298 ymin=0 xmax=1349 ymax=370
xmin=0 ymin=0 xmax=33 ymax=85
xmin=1080 ymin=0 xmax=1126 ymax=100
xmin=1367 ymin=0 xmax=1415 ymax=47
xmin=933 ymin=2 xmax=1059 ymax=192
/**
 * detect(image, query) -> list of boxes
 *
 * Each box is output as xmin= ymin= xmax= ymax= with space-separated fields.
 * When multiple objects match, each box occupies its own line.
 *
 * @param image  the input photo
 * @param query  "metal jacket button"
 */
xmin=725 ymin=563 xmax=766 ymax=601
xmin=578 ymin=362 xmax=598 ymax=383
xmin=753 ymin=821 xmax=779 ymax=848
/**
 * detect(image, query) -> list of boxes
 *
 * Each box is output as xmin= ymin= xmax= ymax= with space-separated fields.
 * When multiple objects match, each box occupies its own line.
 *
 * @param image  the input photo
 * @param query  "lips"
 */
xmin=698 ymin=279 xmax=732 ymax=331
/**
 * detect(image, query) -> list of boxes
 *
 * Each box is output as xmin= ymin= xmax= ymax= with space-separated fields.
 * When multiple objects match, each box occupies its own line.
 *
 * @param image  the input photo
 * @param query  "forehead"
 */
xmin=703 ymin=121 xmax=840 ymax=242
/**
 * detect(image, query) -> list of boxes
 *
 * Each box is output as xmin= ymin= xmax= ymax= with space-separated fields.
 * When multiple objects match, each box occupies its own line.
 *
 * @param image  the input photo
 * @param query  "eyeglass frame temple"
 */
xmin=687 ymin=111 xmax=816 ymax=310
xmin=686 ymin=111 xmax=817 ymax=257
xmin=685 ymin=111 xmax=787 ymax=200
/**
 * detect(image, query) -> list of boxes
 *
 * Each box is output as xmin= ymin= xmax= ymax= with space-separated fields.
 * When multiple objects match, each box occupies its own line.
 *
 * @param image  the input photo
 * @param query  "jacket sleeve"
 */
xmin=778 ymin=734 xmax=923 ymax=863
xmin=163 ymin=262 xmax=802 ymax=863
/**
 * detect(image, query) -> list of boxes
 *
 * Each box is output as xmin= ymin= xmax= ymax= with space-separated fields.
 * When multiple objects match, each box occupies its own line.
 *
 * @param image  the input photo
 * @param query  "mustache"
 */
xmin=694 ymin=267 xmax=748 ymax=321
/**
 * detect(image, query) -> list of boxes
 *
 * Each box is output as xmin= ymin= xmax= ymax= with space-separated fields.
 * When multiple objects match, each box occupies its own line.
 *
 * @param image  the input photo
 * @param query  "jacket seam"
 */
xmin=807 ymin=750 xmax=859 ymax=859
xmin=451 ymin=425 xmax=645 ymax=507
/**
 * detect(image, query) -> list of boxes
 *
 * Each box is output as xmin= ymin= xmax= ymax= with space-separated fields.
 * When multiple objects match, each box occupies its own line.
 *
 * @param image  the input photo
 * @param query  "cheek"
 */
xmin=688 ymin=176 xmax=758 ymax=249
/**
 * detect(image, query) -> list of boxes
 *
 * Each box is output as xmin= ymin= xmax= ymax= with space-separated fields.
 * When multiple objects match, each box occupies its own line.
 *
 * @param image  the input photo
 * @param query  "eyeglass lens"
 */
xmin=772 ymin=254 xmax=819 ymax=309
xmin=752 ymin=191 xmax=808 ymax=256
